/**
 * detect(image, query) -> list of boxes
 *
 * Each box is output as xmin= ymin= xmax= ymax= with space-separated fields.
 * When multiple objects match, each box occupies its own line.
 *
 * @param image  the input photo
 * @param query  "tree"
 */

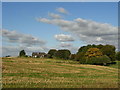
xmin=75 ymin=44 xmax=98 ymax=61
xmin=48 ymin=49 xmax=57 ymax=58
xmin=100 ymin=45 xmax=116 ymax=61
xmin=19 ymin=50 xmax=26 ymax=57
xmin=80 ymin=48 xmax=111 ymax=65
xmin=75 ymin=52 xmax=85 ymax=61
xmin=85 ymin=48 xmax=103 ymax=58
xmin=75 ymin=44 xmax=116 ymax=62
xmin=116 ymin=51 xmax=120 ymax=61
xmin=54 ymin=49 xmax=71 ymax=60
xmin=69 ymin=54 xmax=76 ymax=60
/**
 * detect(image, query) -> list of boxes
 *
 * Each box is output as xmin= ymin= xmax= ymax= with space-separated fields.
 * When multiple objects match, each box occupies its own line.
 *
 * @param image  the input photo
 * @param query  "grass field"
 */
xmin=2 ymin=57 xmax=119 ymax=88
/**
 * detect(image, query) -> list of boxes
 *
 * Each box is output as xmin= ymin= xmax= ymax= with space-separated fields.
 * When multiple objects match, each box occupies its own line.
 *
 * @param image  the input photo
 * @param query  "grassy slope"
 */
xmin=2 ymin=57 xmax=118 ymax=88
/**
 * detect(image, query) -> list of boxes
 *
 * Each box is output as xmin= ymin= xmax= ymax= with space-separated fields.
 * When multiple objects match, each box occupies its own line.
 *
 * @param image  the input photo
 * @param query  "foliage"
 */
xmin=48 ymin=49 xmax=57 ymax=58
xmin=75 ymin=44 xmax=100 ymax=61
xmin=75 ymin=52 xmax=85 ymax=61
xmin=100 ymin=45 xmax=116 ymax=61
xmin=69 ymin=54 xmax=76 ymax=60
xmin=19 ymin=50 xmax=26 ymax=57
xmin=44 ymin=54 xmax=51 ymax=58
xmin=80 ymin=55 xmax=111 ymax=65
xmin=76 ymin=44 xmax=116 ymax=62
xmin=79 ymin=48 xmax=111 ymax=65
xmin=116 ymin=51 xmax=120 ymax=61
xmin=5 ymin=55 xmax=11 ymax=57
xmin=85 ymin=48 xmax=103 ymax=58
xmin=54 ymin=49 xmax=71 ymax=60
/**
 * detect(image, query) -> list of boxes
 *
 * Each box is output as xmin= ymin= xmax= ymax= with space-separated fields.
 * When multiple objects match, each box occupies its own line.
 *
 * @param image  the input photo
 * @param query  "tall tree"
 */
xmin=54 ymin=49 xmax=71 ymax=60
xmin=19 ymin=50 xmax=26 ymax=57
xmin=48 ymin=49 xmax=57 ymax=58
xmin=101 ymin=45 xmax=116 ymax=61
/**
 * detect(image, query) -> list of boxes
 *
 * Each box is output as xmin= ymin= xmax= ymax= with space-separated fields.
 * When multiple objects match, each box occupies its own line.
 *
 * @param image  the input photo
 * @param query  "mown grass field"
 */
xmin=2 ymin=57 xmax=119 ymax=88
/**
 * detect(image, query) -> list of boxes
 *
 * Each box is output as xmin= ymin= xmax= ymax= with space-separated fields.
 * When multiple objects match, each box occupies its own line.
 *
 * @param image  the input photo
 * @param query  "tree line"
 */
xmin=19 ymin=44 xmax=120 ymax=66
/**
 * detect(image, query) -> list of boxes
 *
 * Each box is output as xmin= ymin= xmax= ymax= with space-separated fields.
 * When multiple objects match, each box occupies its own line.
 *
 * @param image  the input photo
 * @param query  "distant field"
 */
xmin=2 ymin=57 xmax=119 ymax=88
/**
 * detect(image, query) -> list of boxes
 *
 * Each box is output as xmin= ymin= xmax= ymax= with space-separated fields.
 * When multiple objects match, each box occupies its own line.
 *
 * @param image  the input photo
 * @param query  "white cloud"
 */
xmin=2 ymin=29 xmax=46 ymax=46
xmin=96 ymin=37 xmax=103 ymax=41
xmin=56 ymin=7 xmax=68 ymax=14
xmin=1 ymin=29 xmax=48 ymax=56
xmin=59 ymin=42 xmax=72 ymax=47
xmin=54 ymin=34 xmax=75 ymax=42
xmin=48 ymin=12 xmax=62 ymax=19
xmin=2 ymin=45 xmax=49 ymax=57
xmin=37 ymin=17 xmax=118 ymax=48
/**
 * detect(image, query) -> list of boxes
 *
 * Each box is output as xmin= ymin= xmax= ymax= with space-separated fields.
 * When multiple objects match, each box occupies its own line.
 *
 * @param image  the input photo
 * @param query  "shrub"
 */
xmin=76 ymin=44 xmax=116 ymax=62
xmin=79 ymin=48 xmax=111 ymax=65
xmin=80 ymin=55 xmax=111 ymax=65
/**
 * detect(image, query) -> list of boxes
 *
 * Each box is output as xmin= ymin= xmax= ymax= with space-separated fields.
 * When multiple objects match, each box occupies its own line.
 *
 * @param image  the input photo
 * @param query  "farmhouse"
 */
xmin=32 ymin=52 xmax=46 ymax=58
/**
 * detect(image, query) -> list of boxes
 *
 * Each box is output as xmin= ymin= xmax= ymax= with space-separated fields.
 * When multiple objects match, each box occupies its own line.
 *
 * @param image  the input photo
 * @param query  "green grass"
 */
xmin=2 ymin=57 xmax=119 ymax=88
xmin=108 ymin=61 xmax=120 ymax=69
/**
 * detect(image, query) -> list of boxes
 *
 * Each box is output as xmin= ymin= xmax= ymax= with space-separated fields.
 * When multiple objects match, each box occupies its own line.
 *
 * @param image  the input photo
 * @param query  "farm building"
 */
xmin=32 ymin=52 xmax=46 ymax=58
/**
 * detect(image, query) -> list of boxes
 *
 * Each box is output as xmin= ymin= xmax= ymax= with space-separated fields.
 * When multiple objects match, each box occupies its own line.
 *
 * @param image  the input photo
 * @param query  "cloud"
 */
xmin=54 ymin=34 xmax=75 ymax=42
xmin=2 ymin=45 xmax=49 ymax=57
xmin=48 ymin=12 xmax=62 ymax=19
xmin=56 ymin=7 xmax=68 ymax=14
xmin=2 ymin=29 xmax=46 ymax=46
xmin=37 ymin=17 xmax=118 ymax=48
xmin=59 ymin=42 xmax=72 ymax=47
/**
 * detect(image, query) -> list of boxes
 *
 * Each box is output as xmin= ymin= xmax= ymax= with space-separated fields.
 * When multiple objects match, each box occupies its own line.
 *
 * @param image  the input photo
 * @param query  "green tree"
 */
xmin=80 ymin=48 xmax=111 ymax=65
xmin=116 ymin=51 xmax=120 ymax=61
xmin=19 ymin=50 xmax=26 ymax=57
xmin=101 ymin=45 xmax=116 ymax=61
xmin=75 ymin=52 xmax=85 ymax=61
xmin=69 ymin=54 xmax=76 ymax=60
xmin=48 ymin=49 xmax=57 ymax=58
xmin=85 ymin=48 xmax=103 ymax=58
xmin=54 ymin=49 xmax=71 ymax=60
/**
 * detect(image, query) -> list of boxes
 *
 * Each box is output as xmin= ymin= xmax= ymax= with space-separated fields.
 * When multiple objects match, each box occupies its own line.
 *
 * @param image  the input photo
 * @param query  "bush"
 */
xmin=80 ymin=55 xmax=111 ymax=65
xmin=76 ymin=44 xmax=116 ymax=62
xmin=44 ymin=54 xmax=51 ymax=58
xmin=79 ymin=48 xmax=111 ymax=65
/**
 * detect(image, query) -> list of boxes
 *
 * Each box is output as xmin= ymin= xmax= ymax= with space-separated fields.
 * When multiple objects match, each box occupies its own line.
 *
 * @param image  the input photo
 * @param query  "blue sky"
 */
xmin=2 ymin=2 xmax=118 ymax=56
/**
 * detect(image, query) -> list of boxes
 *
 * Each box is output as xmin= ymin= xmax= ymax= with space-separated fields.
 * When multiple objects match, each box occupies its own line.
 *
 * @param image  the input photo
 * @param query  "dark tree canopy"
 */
xmin=69 ymin=54 xmax=76 ymax=60
xmin=19 ymin=50 xmax=26 ymax=57
xmin=48 ymin=49 xmax=57 ymax=58
xmin=116 ymin=51 xmax=120 ymax=61
xmin=85 ymin=48 xmax=103 ymax=58
xmin=76 ymin=44 xmax=116 ymax=62
xmin=54 ymin=49 xmax=71 ymax=60
xmin=100 ymin=45 xmax=116 ymax=61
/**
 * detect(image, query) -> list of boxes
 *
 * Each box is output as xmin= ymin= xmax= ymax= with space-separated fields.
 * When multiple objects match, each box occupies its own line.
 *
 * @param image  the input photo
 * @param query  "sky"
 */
xmin=2 ymin=2 xmax=118 ymax=57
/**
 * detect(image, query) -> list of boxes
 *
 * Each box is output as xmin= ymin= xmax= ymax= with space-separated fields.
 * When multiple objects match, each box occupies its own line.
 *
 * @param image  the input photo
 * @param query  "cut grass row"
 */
xmin=2 ymin=57 xmax=119 ymax=88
